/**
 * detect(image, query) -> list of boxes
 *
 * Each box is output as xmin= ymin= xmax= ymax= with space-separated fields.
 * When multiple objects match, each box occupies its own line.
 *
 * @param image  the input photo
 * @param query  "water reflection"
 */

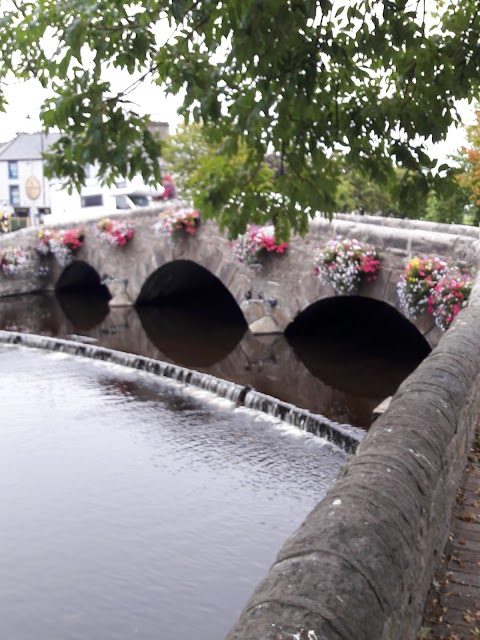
xmin=57 ymin=291 xmax=110 ymax=330
xmin=0 ymin=292 xmax=428 ymax=428
xmin=288 ymin=297 xmax=429 ymax=389
xmin=137 ymin=296 xmax=246 ymax=367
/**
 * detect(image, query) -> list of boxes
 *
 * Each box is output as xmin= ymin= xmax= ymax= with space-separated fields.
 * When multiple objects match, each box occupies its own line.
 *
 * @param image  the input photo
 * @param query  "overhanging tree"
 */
xmin=1 ymin=0 xmax=479 ymax=237
xmin=459 ymin=110 xmax=480 ymax=207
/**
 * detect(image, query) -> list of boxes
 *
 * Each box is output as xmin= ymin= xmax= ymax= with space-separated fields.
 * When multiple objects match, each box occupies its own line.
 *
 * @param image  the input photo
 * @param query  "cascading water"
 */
xmin=242 ymin=390 xmax=363 ymax=452
xmin=0 ymin=330 xmax=364 ymax=452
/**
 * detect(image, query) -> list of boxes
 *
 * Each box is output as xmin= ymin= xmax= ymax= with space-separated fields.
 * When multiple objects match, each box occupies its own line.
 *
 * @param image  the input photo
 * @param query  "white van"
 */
xmin=44 ymin=178 xmax=164 ymax=224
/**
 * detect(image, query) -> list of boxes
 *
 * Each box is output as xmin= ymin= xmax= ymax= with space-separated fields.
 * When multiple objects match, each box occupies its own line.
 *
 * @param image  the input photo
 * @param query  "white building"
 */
xmin=0 ymin=121 xmax=169 ymax=226
xmin=0 ymin=132 xmax=61 ymax=224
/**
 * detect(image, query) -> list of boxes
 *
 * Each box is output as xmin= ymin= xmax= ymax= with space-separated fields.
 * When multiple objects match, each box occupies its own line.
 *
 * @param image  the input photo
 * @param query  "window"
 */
xmin=9 ymin=185 xmax=20 ymax=206
xmin=81 ymin=194 xmax=103 ymax=207
xmin=115 ymin=195 xmax=130 ymax=210
xmin=129 ymin=194 xmax=150 ymax=207
xmin=8 ymin=161 xmax=18 ymax=179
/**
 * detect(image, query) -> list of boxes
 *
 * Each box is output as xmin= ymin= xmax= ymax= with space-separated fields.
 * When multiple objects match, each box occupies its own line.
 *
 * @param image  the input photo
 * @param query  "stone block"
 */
xmin=359 ymin=266 xmax=391 ymax=302
xmin=240 ymin=300 xmax=266 ymax=324
xmin=249 ymin=315 xmax=281 ymax=334
xmin=413 ymin=310 xmax=436 ymax=336
xmin=409 ymin=231 xmax=457 ymax=259
xmin=106 ymin=279 xmax=134 ymax=307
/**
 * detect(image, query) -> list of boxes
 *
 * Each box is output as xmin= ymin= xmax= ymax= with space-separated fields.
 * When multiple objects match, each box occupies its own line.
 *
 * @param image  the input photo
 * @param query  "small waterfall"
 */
xmin=0 ymin=331 xmax=364 ymax=452
xmin=242 ymin=389 xmax=362 ymax=453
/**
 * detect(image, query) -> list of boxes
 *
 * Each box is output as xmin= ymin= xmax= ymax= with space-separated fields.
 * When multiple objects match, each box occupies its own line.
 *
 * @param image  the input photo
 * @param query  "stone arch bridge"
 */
xmin=0 ymin=207 xmax=478 ymax=348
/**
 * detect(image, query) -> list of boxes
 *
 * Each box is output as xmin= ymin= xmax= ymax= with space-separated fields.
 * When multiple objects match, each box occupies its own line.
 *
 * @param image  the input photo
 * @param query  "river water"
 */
xmin=0 ymin=290 xmax=429 ymax=638
xmin=0 ymin=345 xmax=347 ymax=640
xmin=0 ymin=291 xmax=429 ymax=428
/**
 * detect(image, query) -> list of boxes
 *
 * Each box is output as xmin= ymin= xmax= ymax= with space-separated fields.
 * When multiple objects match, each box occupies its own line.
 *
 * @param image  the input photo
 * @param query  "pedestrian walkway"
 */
xmin=419 ymin=430 xmax=480 ymax=640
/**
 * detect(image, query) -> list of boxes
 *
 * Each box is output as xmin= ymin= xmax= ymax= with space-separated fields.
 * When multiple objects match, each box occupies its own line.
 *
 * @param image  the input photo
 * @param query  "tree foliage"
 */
xmin=162 ymin=123 xmax=210 ymax=203
xmin=335 ymin=165 xmax=432 ymax=218
xmin=335 ymin=168 xmax=399 ymax=216
xmin=458 ymin=111 xmax=480 ymax=209
xmin=423 ymin=185 xmax=471 ymax=224
xmin=1 ymin=0 xmax=480 ymax=236
xmin=162 ymin=122 xmax=278 ymax=237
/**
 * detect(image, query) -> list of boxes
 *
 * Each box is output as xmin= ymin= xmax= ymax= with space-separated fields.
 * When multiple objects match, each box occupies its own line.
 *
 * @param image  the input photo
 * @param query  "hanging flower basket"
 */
xmin=154 ymin=207 xmax=200 ymax=238
xmin=0 ymin=247 xmax=27 ymax=275
xmin=36 ymin=229 xmax=57 ymax=256
xmin=229 ymin=224 xmax=288 ymax=268
xmin=397 ymin=256 xmax=450 ymax=319
xmin=36 ymin=227 xmax=84 ymax=267
xmin=313 ymin=238 xmax=380 ymax=295
xmin=96 ymin=218 xmax=135 ymax=246
xmin=398 ymin=255 xmax=473 ymax=331
xmin=429 ymin=271 xmax=473 ymax=330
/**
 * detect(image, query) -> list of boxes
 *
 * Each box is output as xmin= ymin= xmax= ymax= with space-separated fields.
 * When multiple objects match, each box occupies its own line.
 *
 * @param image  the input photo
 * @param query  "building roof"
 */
xmin=0 ymin=132 xmax=62 ymax=161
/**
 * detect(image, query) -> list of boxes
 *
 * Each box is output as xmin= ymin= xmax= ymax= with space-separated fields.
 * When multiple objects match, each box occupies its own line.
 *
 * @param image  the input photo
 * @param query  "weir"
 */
xmin=0 ymin=330 xmax=364 ymax=454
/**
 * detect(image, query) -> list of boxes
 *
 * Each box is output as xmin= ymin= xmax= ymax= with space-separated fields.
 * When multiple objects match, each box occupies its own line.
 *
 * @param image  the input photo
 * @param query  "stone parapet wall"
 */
xmin=225 ymin=280 xmax=480 ymax=640
xmin=309 ymin=216 xmax=480 ymax=266
xmin=334 ymin=212 xmax=480 ymax=239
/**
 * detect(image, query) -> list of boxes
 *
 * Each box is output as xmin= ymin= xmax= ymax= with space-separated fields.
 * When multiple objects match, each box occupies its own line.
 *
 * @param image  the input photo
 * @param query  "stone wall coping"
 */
xmin=332 ymin=212 xmax=480 ymax=238
xmin=308 ymin=216 xmax=480 ymax=260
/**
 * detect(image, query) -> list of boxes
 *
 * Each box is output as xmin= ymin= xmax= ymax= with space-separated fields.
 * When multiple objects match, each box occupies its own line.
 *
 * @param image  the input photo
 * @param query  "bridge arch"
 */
xmin=54 ymin=261 xmax=111 ymax=330
xmin=55 ymin=260 xmax=110 ymax=296
xmin=136 ymin=259 xmax=246 ymax=321
xmin=135 ymin=260 xmax=247 ymax=366
xmin=274 ymin=265 xmax=439 ymax=347
xmin=136 ymin=258 xmax=242 ymax=312
xmin=285 ymin=296 xmax=431 ymax=419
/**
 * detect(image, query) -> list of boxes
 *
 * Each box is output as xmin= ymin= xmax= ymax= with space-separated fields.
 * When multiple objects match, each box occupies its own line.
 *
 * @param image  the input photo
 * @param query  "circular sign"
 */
xmin=25 ymin=176 xmax=41 ymax=200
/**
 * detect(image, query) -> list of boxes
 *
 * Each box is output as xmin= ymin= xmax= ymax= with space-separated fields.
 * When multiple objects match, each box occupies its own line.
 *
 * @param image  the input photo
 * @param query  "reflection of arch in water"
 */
xmin=0 ymin=292 xmax=63 ymax=335
xmin=286 ymin=296 xmax=431 ymax=400
xmin=55 ymin=261 xmax=111 ymax=330
xmin=136 ymin=260 xmax=247 ymax=367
